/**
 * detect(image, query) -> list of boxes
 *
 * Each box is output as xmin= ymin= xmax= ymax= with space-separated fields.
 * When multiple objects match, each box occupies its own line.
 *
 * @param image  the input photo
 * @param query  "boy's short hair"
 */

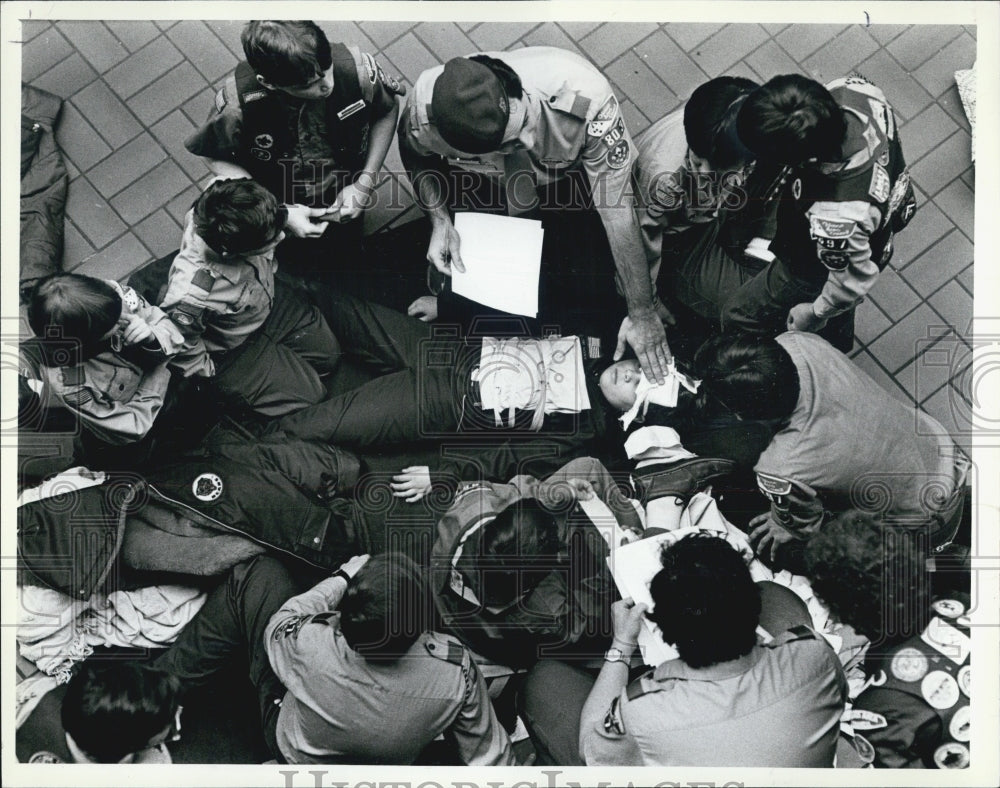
xmin=736 ymin=74 xmax=847 ymax=164
xmin=478 ymin=500 xmax=560 ymax=606
xmin=339 ymin=553 xmax=428 ymax=663
xmin=647 ymin=533 xmax=761 ymax=668
xmin=61 ymin=662 xmax=182 ymax=763
xmin=27 ymin=274 xmax=123 ymax=364
xmin=193 ymin=178 xmax=284 ymax=255
xmin=692 ymin=332 xmax=800 ymax=423
xmin=684 ymin=76 xmax=759 ymax=168
xmin=804 ymin=510 xmax=931 ymax=646
xmin=241 ymin=21 xmax=333 ymax=87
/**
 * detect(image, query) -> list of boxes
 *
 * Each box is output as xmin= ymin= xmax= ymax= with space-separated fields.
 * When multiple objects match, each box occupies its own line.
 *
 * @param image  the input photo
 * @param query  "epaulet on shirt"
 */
xmin=766 ymin=625 xmax=819 ymax=648
xmin=61 ymin=365 xmax=86 ymax=386
xmin=625 ymin=670 xmax=663 ymax=701
xmin=310 ymin=611 xmax=338 ymax=626
xmin=546 ymin=84 xmax=592 ymax=120
xmin=425 ymin=635 xmax=465 ymax=666
xmin=191 ymin=268 xmax=216 ymax=293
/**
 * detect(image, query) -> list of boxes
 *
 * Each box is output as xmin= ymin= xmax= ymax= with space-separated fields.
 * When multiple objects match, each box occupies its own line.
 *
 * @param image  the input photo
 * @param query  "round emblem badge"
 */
xmin=791 ymin=177 xmax=802 ymax=200
xmin=28 ymin=751 xmax=65 ymax=763
xmin=250 ymin=148 xmax=272 ymax=161
xmin=933 ymin=742 xmax=970 ymax=769
xmin=192 ymin=473 xmax=224 ymax=502
xmin=921 ymin=670 xmax=960 ymax=710
xmin=890 ymin=647 xmax=929 ymax=682
xmin=949 ymin=705 xmax=970 ymax=742
xmin=606 ymin=139 xmax=631 ymax=170
xmin=254 ymin=133 xmax=274 ymax=149
xmin=932 ymin=598 xmax=965 ymax=618
xmin=957 ymin=664 xmax=970 ymax=697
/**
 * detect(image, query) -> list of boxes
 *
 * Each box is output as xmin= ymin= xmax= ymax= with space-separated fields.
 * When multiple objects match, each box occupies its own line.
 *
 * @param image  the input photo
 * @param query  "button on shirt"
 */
xmin=401 ymin=46 xmax=647 ymax=295
xmin=582 ymin=630 xmax=847 ymax=766
xmin=264 ymin=577 xmax=515 ymax=766
xmin=160 ymin=210 xmax=277 ymax=378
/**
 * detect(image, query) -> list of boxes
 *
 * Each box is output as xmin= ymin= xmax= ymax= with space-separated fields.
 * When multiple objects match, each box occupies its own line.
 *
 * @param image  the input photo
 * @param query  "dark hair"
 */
xmin=478 ymin=500 xmax=560 ymax=606
xmin=339 ymin=553 xmax=428 ymax=662
xmin=28 ymin=274 xmax=123 ymax=364
xmin=736 ymin=74 xmax=847 ymax=164
xmin=684 ymin=76 xmax=759 ymax=168
xmin=241 ymin=21 xmax=333 ymax=87
xmin=647 ymin=533 xmax=761 ymax=668
xmin=692 ymin=332 xmax=799 ymax=423
xmin=61 ymin=663 xmax=181 ymax=763
xmin=468 ymin=54 xmax=524 ymax=99
xmin=804 ymin=510 xmax=931 ymax=645
xmin=194 ymin=178 xmax=283 ymax=255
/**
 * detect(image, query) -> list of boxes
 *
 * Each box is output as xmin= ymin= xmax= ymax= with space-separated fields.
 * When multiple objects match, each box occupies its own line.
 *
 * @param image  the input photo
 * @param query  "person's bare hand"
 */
xmin=391 ymin=466 xmax=432 ymax=503
xmin=611 ymin=597 xmax=647 ymax=648
xmin=119 ymin=312 xmax=153 ymax=346
xmin=787 ymin=302 xmax=828 ymax=333
xmin=407 ymin=295 xmax=438 ymax=322
xmin=427 ymin=219 xmax=464 ymax=274
xmin=285 ymin=204 xmax=330 ymax=238
xmin=615 ymin=310 xmax=671 ymax=384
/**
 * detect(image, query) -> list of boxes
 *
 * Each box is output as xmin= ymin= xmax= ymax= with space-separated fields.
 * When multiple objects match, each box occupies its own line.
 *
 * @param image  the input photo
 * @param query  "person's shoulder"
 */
xmin=421 ymin=631 xmax=468 ymax=668
xmin=764 ymin=627 xmax=842 ymax=675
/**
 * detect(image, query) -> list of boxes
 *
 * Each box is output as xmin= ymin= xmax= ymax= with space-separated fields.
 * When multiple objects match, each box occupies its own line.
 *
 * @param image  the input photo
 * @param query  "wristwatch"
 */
xmin=604 ymin=646 xmax=631 ymax=665
xmin=332 ymin=569 xmax=351 ymax=585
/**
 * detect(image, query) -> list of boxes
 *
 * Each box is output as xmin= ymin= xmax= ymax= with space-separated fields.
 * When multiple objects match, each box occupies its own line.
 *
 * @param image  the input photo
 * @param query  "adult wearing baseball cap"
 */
xmin=399 ymin=47 xmax=673 ymax=384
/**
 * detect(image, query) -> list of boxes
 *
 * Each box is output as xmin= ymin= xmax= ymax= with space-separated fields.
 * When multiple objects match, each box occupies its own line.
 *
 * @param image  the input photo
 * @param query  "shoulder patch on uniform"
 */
xmin=809 ymin=215 xmax=856 ymax=239
xmin=606 ymin=139 xmax=631 ymax=170
xmin=63 ymin=389 xmax=93 ymax=407
xmin=869 ymin=163 xmax=891 ymax=203
xmin=191 ymin=268 xmax=216 ymax=293
xmin=601 ymin=118 xmax=626 ymax=148
xmin=846 ymin=708 xmax=889 ymax=731
xmin=570 ymin=93 xmax=591 ymax=119
xmin=595 ymin=95 xmax=618 ymax=122
xmin=816 ymin=236 xmax=848 ymax=251
xmin=375 ymin=61 xmax=404 ymax=96
xmin=588 ymin=118 xmax=614 ymax=137
xmin=61 ymin=365 xmax=86 ymax=386
xmin=756 ymin=472 xmax=792 ymax=497
xmin=215 ymin=88 xmax=228 ymax=114
xmin=625 ymin=671 xmax=657 ymax=701
xmin=242 ymin=89 xmax=268 ymax=103
xmin=362 ymin=51 xmax=378 ymax=84
xmin=602 ymin=696 xmax=626 ymax=736
xmin=272 ymin=614 xmax=310 ymax=641
xmin=818 ymin=249 xmax=851 ymax=271
xmin=425 ymin=637 xmax=465 ymax=665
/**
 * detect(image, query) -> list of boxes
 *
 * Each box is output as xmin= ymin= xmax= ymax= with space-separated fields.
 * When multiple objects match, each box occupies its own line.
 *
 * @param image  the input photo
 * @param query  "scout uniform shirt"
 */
xmin=160 ymin=210 xmax=278 ymax=378
xmin=582 ymin=626 xmax=847 ymax=766
xmin=400 ymin=46 xmax=646 ymax=293
xmin=754 ymin=332 xmax=964 ymax=540
xmin=264 ymin=576 xmax=515 ymax=765
xmin=185 ymin=45 xmax=403 ymax=205
xmin=633 ymin=106 xmax=751 ymax=275
xmin=24 ymin=281 xmax=181 ymax=446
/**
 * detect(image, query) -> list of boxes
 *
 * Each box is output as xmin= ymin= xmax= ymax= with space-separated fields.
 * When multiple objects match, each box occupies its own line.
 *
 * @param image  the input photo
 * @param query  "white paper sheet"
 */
xmin=451 ymin=212 xmax=543 ymax=317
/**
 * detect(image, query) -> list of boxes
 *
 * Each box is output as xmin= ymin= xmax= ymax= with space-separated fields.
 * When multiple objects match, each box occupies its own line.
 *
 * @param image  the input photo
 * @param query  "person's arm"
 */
xmin=398 ymin=120 xmax=464 ymax=274
xmin=539 ymin=456 xmax=644 ymax=534
xmin=158 ymin=255 xmax=215 ymax=379
xmin=578 ymin=598 xmax=646 ymax=765
xmin=787 ymin=201 xmax=882 ymax=332
xmin=115 ymin=284 xmax=185 ymax=359
xmin=445 ymin=648 xmax=516 ymax=765
xmin=580 ymin=96 xmax=671 ymax=383
xmin=747 ymin=472 xmax=826 ymax=563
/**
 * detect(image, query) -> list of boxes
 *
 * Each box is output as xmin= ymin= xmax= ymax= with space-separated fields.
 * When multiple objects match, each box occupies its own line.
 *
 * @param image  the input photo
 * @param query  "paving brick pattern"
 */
xmin=20 ymin=19 xmax=975 ymax=448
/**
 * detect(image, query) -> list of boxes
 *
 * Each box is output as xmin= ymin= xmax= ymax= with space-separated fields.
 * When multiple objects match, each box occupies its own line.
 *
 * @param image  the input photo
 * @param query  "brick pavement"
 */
xmin=19 ymin=19 xmax=976 ymax=449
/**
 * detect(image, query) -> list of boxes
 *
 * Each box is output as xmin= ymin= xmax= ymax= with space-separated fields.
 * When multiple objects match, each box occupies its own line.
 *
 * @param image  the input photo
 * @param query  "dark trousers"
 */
xmin=155 ymin=556 xmax=305 ymax=760
xmin=277 ymin=288 xmax=466 ymax=446
xmin=520 ymin=581 xmax=812 ymax=766
xmin=213 ymin=281 xmax=342 ymax=418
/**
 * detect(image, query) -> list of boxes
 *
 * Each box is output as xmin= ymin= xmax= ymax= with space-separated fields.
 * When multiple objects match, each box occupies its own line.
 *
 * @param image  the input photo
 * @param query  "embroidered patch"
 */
xmin=868 ymin=97 xmax=895 ymax=139
xmin=63 ymin=389 xmax=93 ymax=407
xmin=818 ymin=249 xmax=850 ymax=271
xmin=809 ymin=215 xmax=856 ymax=239
xmin=933 ymin=742 xmax=970 ymax=769
xmin=602 ymin=697 xmax=626 ymax=736
xmin=890 ymin=647 xmax=929 ymax=682
xmin=242 ymin=89 xmax=268 ymax=103
xmin=337 ymin=99 xmax=367 ymax=121
xmin=949 ymin=705 xmax=970 ymax=742
xmin=756 ymin=472 xmax=792 ymax=497
xmin=601 ymin=118 xmax=626 ymax=148
xmin=606 ymin=139 xmax=630 ymax=169
xmin=791 ymin=177 xmax=802 ymax=200
xmin=846 ymin=709 xmax=888 ymax=731
xmin=587 ymin=118 xmax=614 ymax=137
xmin=254 ymin=133 xmax=273 ymax=149
xmin=877 ymin=148 xmax=890 ymax=167
xmin=29 ymin=751 xmax=65 ymax=764
xmin=595 ymin=95 xmax=618 ymax=122
xmin=214 ymin=88 xmax=227 ymax=113
xmin=362 ymin=52 xmax=378 ymax=84
xmin=862 ymin=124 xmax=880 ymax=156
xmin=192 ymin=472 xmax=224 ymax=502
xmin=816 ymin=236 xmax=848 ymax=251
xmin=887 ymin=171 xmax=912 ymax=216
xmin=172 ymin=311 xmax=194 ymax=326
xmin=869 ymin=164 xmax=891 ymax=202
xmin=376 ymin=62 xmax=403 ymax=95
xmin=921 ymin=670 xmax=960 ymax=710
xmin=250 ymin=148 xmax=272 ymax=161
xmin=932 ymin=598 xmax=965 ymax=619
xmin=192 ymin=268 xmax=216 ymax=292
xmin=272 ymin=614 xmax=309 ymax=641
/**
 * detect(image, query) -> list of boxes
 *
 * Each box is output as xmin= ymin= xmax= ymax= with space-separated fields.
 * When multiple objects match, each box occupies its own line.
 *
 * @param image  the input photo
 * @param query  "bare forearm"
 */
xmin=358 ymin=102 xmax=399 ymax=195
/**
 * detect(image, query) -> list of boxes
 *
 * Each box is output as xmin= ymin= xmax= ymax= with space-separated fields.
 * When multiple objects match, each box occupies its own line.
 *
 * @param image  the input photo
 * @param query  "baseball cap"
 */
xmin=431 ymin=57 xmax=509 ymax=153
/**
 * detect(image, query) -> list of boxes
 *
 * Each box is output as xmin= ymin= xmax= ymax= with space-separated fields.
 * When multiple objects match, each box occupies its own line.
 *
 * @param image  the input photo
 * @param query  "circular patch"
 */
xmin=791 ymin=177 xmax=802 ymax=200
xmin=958 ymin=664 xmax=970 ymax=697
xmin=28 ymin=751 xmax=65 ymax=763
xmin=192 ymin=473 xmax=224 ymax=502
xmin=606 ymin=139 xmax=631 ymax=170
xmin=921 ymin=670 xmax=960 ymax=710
xmin=250 ymin=147 xmax=271 ymax=161
xmin=254 ymin=133 xmax=274 ymax=149
xmin=949 ymin=705 xmax=970 ymax=742
xmin=891 ymin=647 xmax=929 ymax=682
xmin=932 ymin=598 xmax=965 ymax=618
xmin=933 ymin=742 xmax=970 ymax=769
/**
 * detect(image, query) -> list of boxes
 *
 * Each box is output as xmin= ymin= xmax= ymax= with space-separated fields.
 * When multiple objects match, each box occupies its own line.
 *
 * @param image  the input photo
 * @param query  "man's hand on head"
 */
xmin=285 ymin=204 xmax=330 ymax=238
xmin=615 ymin=310 xmax=671 ymax=385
